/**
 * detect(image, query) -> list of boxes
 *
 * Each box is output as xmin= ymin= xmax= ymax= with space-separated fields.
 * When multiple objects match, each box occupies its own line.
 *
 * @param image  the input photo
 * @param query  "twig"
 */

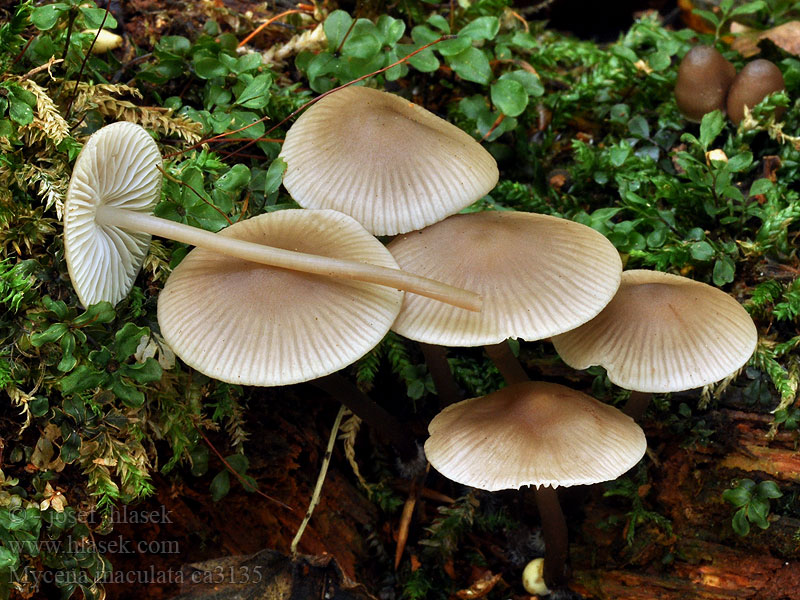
xmin=156 ymin=165 xmax=233 ymax=226
xmin=195 ymin=426 xmax=294 ymax=511
xmin=291 ymin=405 xmax=346 ymax=555
xmin=238 ymin=9 xmax=310 ymax=48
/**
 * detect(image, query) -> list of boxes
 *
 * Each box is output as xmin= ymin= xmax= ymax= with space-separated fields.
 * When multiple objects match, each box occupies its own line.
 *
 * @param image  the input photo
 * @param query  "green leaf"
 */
xmin=8 ymin=91 xmax=34 ymax=126
xmin=60 ymin=431 xmax=82 ymax=464
xmin=111 ymin=378 xmax=145 ymax=407
xmin=490 ymin=79 xmax=527 ymax=117
xmin=713 ymin=256 xmax=735 ymax=286
xmin=749 ymin=178 xmax=773 ymax=196
xmin=628 ymin=115 xmax=650 ymax=139
xmin=692 ymin=9 xmax=720 ymax=27
xmin=31 ymin=4 xmax=69 ymax=30
xmin=60 ymin=366 xmax=107 ymax=395
xmin=324 ymin=10 xmax=353 ymax=52
xmin=342 ymin=20 xmax=381 ymax=60
xmin=690 ymin=241 xmax=714 ymax=261
xmin=73 ymin=301 xmax=115 ymax=326
xmin=458 ymin=16 xmax=499 ymax=41
xmin=756 ymin=480 xmax=782 ymax=499
xmin=114 ymin=323 xmax=149 ymax=360
xmin=722 ymin=486 xmax=752 ymax=507
xmin=234 ymin=73 xmax=272 ymax=109
xmin=79 ymin=7 xmax=118 ymax=29
xmin=30 ymin=323 xmax=68 ymax=347
xmin=436 ymin=36 xmax=471 ymax=56
xmin=730 ymin=1 xmax=766 ymax=16
xmin=193 ymin=56 xmax=227 ymax=79
xmin=731 ymin=508 xmax=750 ymax=536
xmin=447 ymin=47 xmax=492 ymax=85
xmin=398 ymin=43 xmax=439 ymax=72
xmin=210 ymin=470 xmax=231 ymax=501
xmin=57 ymin=333 xmax=77 ymax=372
xmin=119 ymin=358 xmax=162 ymax=384
xmin=426 ymin=14 xmax=450 ymax=34
xmin=699 ymin=111 xmax=725 ymax=149
xmin=216 ymin=164 xmax=251 ymax=192
xmin=727 ymin=152 xmax=753 ymax=172
xmin=0 ymin=547 xmax=17 ymax=570
xmin=609 ymin=144 xmax=631 ymax=167
xmin=225 ymin=454 xmax=249 ymax=474
xmin=377 ymin=15 xmax=405 ymax=46
xmin=42 ymin=296 xmax=68 ymax=321
xmin=500 ymin=70 xmax=543 ymax=97
xmin=264 ymin=157 xmax=287 ymax=195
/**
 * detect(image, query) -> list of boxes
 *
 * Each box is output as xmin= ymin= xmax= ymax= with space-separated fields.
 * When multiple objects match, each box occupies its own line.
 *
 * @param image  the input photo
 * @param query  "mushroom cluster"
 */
xmin=63 ymin=80 xmax=759 ymax=596
xmin=674 ymin=45 xmax=786 ymax=125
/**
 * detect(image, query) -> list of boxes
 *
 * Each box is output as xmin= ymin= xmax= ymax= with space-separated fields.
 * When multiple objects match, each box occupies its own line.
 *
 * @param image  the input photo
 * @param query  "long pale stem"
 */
xmin=95 ymin=206 xmax=482 ymax=312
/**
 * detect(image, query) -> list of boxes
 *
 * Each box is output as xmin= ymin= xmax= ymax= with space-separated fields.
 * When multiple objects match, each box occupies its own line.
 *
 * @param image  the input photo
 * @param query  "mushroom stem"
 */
xmin=312 ymin=374 xmax=420 ymax=464
xmin=419 ymin=343 xmax=462 ymax=408
xmin=94 ymin=206 xmax=482 ymax=312
xmin=484 ymin=341 xmax=528 ymax=385
xmin=535 ymin=485 xmax=569 ymax=589
xmin=623 ymin=390 xmax=652 ymax=421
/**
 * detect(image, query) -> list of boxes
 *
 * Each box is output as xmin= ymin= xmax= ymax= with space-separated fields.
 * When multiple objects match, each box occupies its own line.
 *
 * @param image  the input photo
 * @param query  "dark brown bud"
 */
xmin=726 ymin=59 xmax=786 ymax=125
xmin=674 ymin=45 xmax=736 ymax=122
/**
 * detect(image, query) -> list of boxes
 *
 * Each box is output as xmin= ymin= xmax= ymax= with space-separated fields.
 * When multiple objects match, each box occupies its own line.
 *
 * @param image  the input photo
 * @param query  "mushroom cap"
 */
xmin=726 ymin=59 xmax=786 ymax=125
xmin=64 ymin=122 xmax=162 ymax=307
xmin=157 ymin=209 xmax=403 ymax=386
xmin=425 ymin=381 xmax=647 ymax=491
xmin=674 ymin=45 xmax=736 ymax=122
xmin=387 ymin=211 xmax=622 ymax=346
xmin=552 ymin=270 xmax=758 ymax=393
xmin=279 ymin=86 xmax=499 ymax=236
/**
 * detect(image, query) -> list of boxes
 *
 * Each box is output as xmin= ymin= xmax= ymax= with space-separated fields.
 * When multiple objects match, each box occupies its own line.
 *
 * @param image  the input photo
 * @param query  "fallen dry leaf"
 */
xmin=455 ymin=571 xmax=503 ymax=599
xmin=731 ymin=21 xmax=800 ymax=57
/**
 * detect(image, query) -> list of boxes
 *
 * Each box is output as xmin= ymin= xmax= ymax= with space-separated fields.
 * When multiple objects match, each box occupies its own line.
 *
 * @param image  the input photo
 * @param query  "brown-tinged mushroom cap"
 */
xmin=552 ymin=270 xmax=758 ymax=393
xmin=279 ymin=86 xmax=499 ymax=236
xmin=387 ymin=211 xmax=622 ymax=346
xmin=726 ymin=59 xmax=786 ymax=125
xmin=64 ymin=121 xmax=162 ymax=307
xmin=425 ymin=381 xmax=647 ymax=491
xmin=157 ymin=209 xmax=403 ymax=386
xmin=674 ymin=45 xmax=736 ymax=122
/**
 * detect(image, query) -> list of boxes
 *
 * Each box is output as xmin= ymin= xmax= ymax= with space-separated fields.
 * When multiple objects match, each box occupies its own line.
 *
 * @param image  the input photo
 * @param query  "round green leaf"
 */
xmin=490 ymin=79 xmax=528 ymax=117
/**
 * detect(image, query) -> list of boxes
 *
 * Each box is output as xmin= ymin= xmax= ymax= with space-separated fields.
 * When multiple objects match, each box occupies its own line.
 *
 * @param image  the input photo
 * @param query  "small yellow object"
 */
xmin=84 ymin=29 xmax=123 ymax=54
xmin=522 ymin=558 xmax=550 ymax=596
xmin=705 ymin=149 xmax=728 ymax=165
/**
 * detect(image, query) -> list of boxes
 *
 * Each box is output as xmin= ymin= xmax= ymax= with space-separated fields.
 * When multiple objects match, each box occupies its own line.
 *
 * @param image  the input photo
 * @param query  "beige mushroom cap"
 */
xmin=388 ymin=211 xmax=622 ymax=346
xmin=64 ymin=122 xmax=162 ymax=307
xmin=157 ymin=209 xmax=403 ymax=386
xmin=552 ymin=270 xmax=758 ymax=393
xmin=425 ymin=381 xmax=647 ymax=491
xmin=279 ymin=86 xmax=499 ymax=236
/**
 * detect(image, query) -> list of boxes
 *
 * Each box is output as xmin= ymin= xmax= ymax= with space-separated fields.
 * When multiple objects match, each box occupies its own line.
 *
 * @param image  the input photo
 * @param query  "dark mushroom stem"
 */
xmin=623 ymin=390 xmax=652 ymax=421
xmin=484 ymin=340 xmax=528 ymax=385
xmin=485 ymin=339 xmax=568 ymax=590
xmin=419 ymin=343 xmax=462 ymax=408
xmin=535 ymin=485 xmax=569 ymax=589
xmin=312 ymin=374 xmax=420 ymax=464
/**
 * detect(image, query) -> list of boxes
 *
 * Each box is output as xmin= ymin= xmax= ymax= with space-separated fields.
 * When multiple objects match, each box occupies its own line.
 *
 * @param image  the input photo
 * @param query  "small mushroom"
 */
xmin=280 ymin=86 xmax=499 ymax=236
xmin=674 ymin=45 xmax=736 ymax=122
xmin=84 ymin=29 xmax=123 ymax=54
xmin=425 ymin=381 xmax=646 ymax=588
xmin=64 ymin=122 xmax=481 ymax=311
xmin=552 ymin=269 xmax=758 ymax=418
xmin=726 ymin=58 xmax=786 ymax=125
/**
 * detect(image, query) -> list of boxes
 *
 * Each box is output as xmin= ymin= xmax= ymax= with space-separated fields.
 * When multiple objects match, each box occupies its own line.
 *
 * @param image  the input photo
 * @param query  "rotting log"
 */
xmin=570 ymin=408 xmax=800 ymax=599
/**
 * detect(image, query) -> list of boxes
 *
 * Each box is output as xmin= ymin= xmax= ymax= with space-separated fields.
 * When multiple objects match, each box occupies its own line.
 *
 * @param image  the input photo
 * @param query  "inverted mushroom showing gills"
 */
xmin=157 ymin=209 xmax=403 ymax=387
xmin=552 ymin=269 xmax=758 ymax=418
xmin=279 ymin=86 xmax=499 ymax=236
xmin=64 ymin=122 xmax=482 ymax=311
xmin=425 ymin=381 xmax=646 ymax=588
